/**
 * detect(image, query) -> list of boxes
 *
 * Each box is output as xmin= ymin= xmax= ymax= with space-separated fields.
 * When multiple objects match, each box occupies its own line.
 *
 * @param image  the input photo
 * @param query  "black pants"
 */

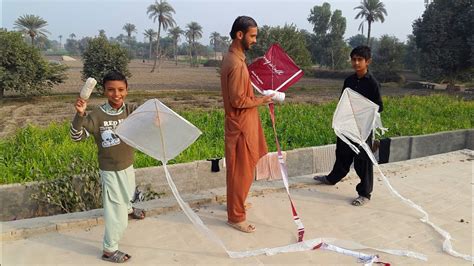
xmin=326 ymin=135 xmax=373 ymax=199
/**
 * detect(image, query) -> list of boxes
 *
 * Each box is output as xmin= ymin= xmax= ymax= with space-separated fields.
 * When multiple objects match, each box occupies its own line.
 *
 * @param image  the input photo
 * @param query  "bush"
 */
xmin=308 ymin=68 xmax=352 ymax=79
xmin=0 ymin=30 xmax=68 ymax=98
xmin=203 ymin=59 xmax=221 ymax=67
xmin=371 ymin=35 xmax=405 ymax=83
xmin=81 ymin=36 xmax=130 ymax=94
xmin=372 ymin=71 xmax=405 ymax=83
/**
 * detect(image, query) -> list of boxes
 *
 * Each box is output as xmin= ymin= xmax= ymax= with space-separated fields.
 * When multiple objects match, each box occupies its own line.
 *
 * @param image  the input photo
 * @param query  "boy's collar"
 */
xmin=102 ymin=102 xmax=125 ymax=114
xmin=355 ymin=70 xmax=371 ymax=79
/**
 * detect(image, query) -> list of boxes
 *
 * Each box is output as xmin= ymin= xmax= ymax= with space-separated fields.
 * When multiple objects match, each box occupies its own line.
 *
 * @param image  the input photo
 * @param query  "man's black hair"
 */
xmin=350 ymin=45 xmax=372 ymax=60
xmin=229 ymin=16 xmax=257 ymax=40
xmin=102 ymin=71 xmax=128 ymax=88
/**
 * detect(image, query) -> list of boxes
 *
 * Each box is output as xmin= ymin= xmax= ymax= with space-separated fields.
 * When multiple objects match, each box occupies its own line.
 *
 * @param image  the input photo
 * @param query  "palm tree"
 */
xmin=58 ymin=35 xmax=63 ymax=49
xmin=143 ymin=28 xmax=157 ymax=61
xmin=209 ymin=32 xmax=221 ymax=60
xmin=14 ymin=14 xmax=50 ymax=46
xmin=69 ymin=33 xmax=76 ymax=40
xmin=147 ymin=0 xmax=176 ymax=72
xmin=185 ymin=30 xmax=193 ymax=66
xmin=123 ymin=23 xmax=137 ymax=56
xmin=98 ymin=29 xmax=106 ymax=38
xmin=354 ymin=0 xmax=387 ymax=46
xmin=221 ymin=36 xmax=230 ymax=49
xmin=168 ymin=26 xmax=184 ymax=65
xmin=186 ymin=21 xmax=203 ymax=67
xmin=358 ymin=21 xmax=365 ymax=35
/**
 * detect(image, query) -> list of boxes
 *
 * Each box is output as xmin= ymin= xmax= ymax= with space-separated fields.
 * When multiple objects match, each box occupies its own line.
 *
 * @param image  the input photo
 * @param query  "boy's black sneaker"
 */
xmin=313 ymin=175 xmax=333 ymax=185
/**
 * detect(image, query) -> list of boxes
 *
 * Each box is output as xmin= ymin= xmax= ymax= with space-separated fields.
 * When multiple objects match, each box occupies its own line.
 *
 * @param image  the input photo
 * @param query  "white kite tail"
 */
xmin=163 ymin=162 xmax=428 ymax=262
xmin=268 ymin=103 xmax=305 ymax=241
xmin=357 ymin=143 xmax=473 ymax=262
xmin=374 ymin=163 xmax=474 ymax=262
xmin=162 ymin=163 xmax=275 ymax=258
xmin=334 ymin=129 xmax=361 ymax=155
xmin=162 ymin=163 xmax=228 ymax=251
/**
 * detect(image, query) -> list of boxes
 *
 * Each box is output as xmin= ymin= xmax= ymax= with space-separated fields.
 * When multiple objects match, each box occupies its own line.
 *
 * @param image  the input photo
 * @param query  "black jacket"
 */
xmin=342 ymin=71 xmax=383 ymax=112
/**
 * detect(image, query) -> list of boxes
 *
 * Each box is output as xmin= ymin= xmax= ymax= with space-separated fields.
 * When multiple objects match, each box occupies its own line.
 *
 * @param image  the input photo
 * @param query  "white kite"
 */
xmin=333 ymin=88 xmax=473 ymax=262
xmin=332 ymin=88 xmax=386 ymax=164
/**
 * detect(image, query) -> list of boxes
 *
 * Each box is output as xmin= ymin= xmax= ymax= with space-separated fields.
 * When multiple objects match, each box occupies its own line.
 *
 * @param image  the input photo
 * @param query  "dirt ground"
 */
xmin=0 ymin=59 xmax=470 ymax=139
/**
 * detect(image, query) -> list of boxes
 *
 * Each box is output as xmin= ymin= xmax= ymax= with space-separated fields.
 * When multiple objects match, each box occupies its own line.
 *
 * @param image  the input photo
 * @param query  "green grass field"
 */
xmin=0 ymin=94 xmax=472 ymax=184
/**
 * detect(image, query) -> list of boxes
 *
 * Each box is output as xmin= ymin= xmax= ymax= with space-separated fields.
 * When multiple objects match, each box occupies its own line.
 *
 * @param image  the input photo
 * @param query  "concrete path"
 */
xmin=1 ymin=150 xmax=472 ymax=265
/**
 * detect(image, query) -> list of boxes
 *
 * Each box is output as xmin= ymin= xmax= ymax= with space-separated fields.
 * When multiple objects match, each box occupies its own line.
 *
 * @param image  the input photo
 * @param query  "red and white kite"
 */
xmin=248 ymin=43 xmax=304 ymax=94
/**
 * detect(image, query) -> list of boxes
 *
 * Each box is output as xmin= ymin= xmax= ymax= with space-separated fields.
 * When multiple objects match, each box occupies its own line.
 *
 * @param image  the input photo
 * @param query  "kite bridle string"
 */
xmin=347 ymin=92 xmax=365 ymax=145
xmin=154 ymin=101 xmax=168 ymax=163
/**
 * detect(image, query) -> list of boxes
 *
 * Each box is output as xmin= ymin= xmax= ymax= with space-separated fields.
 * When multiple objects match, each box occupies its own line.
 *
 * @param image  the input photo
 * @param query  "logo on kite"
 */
xmin=248 ymin=43 xmax=304 ymax=95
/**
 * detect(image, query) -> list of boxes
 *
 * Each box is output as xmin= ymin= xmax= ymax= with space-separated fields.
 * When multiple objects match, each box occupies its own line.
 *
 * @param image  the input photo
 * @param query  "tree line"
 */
xmin=1 ymin=0 xmax=472 ymax=98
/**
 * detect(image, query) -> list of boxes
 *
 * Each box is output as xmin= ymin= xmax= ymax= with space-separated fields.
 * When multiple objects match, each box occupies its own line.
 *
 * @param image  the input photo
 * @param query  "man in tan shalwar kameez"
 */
xmin=221 ymin=16 xmax=273 ymax=233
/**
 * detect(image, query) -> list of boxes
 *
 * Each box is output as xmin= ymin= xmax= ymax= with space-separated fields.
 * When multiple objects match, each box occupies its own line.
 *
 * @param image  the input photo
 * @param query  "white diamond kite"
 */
xmin=333 ymin=88 xmax=472 ymax=262
xmin=116 ymin=99 xmax=201 ymax=163
xmin=332 ymin=88 xmax=386 ymax=164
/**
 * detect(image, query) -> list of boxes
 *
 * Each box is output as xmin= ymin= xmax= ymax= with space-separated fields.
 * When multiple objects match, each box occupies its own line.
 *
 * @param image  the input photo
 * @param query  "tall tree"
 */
xmin=143 ymin=28 xmax=157 ymax=61
xmin=354 ymin=0 xmax=387 ymax=46
xmin=403 ymin=34 xmax=420 ymax=72
xmin=209 ymin=31 xmax=221 ymax=60
xmin=413 ymin=0 xmax=472 ymax=84
xmin=98 ymin=29 xmax=106 ymax=38
xmin=58 ymin=35 xmax=63 ymax=49
xmin=308 ymin=3 xmax=332 ymax=38
xmin=186 ymin=22 xmax=203 ymax=67
xmin=326 ymin=10 xmax=348 ymax=69
xmin=14 ymin=14 xmax=50 ymax=46
xmin=348 ymin=34 xmax=367 ymax=48
xmin=147 ymin=0 xmax=176 ymax=72
xmin=220 ymin=36 xmax=230 ymax=52
xmin=185 ymin=30 xmax=193 ymax=66
xmin=168 ymin=26 xmax=183 ymax=65
xmin=122 ymin=23 xmax=136 ymax=56
xmin=308 ymin=2 xmax=349 ymax=69
xmin=69 ymin=33 xmax=76 ymax=40
xmin=372 ymin=35 xmax=405 ymax=82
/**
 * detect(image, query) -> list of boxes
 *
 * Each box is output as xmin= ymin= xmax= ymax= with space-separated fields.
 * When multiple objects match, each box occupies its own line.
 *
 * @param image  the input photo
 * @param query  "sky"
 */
xmin=2 ymin=0 xmax=426 ymax=45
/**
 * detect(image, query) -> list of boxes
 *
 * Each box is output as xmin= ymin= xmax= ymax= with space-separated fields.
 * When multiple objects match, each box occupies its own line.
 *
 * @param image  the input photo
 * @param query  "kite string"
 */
xmin=268 ymin=103 xmax=305 ymax=242
xmin=347 ymin=92 xmax=365 ymax=147
xmin=154 ymin=101 xmax=168 ymax=163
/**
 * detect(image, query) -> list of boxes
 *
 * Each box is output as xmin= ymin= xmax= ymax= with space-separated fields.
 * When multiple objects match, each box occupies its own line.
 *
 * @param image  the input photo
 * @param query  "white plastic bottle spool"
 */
xmin=79 ymin=78 xmax=97 ymax=100
xmin=262 ymin=89 xmax=285 ymax=102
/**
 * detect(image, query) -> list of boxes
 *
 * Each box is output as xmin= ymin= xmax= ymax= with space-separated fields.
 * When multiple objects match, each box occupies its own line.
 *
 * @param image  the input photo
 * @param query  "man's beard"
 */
xmin=242 ymin=38 xmax=251 ymax=51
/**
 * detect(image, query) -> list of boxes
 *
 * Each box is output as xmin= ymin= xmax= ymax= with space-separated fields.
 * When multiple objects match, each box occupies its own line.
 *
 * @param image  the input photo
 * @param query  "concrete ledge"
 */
xmin=1 ymin=129 xmax=472 ymax=221
xmin=1 ymin=177 xmax=315 ymax=241
xmin=286 ymin=148 xmax=314 ymax=177
xmin=389 ymin=136 xmax=412 ymax=162
xmin=410 ymin=129 xmax=468 ymax=159
xmin=312 ymin=144 xmax=336 ymax=173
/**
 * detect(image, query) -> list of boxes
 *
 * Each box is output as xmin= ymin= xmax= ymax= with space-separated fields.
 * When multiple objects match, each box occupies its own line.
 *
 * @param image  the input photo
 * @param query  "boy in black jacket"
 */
xmin=314 ymin=45 xmax=383 ymax=206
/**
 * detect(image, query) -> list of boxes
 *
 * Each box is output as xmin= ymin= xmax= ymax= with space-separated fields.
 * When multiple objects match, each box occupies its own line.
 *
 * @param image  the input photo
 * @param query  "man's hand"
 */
xmin=261 ymin=94 xmax=275 ymax=105
xmin=75 ymin=97 xmax=87 ymax=116
xmin=260 ymin=94 xmax=274 ymax=105
xmin=262 ymin=94 xmax=275 ymax=105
